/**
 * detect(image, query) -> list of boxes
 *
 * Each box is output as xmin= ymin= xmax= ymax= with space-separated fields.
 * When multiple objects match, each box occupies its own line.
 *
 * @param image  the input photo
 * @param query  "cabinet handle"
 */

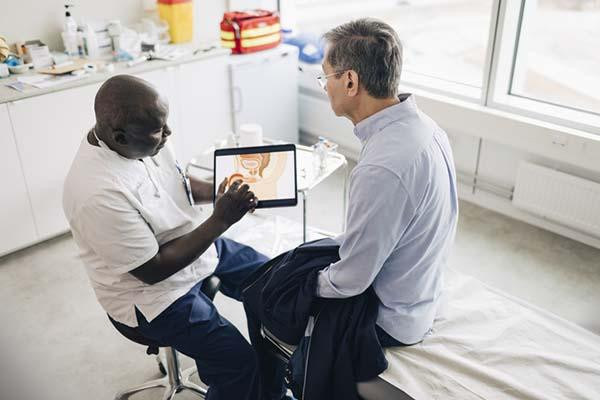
xmin=233 ymin=86 xmax=243 ymax=114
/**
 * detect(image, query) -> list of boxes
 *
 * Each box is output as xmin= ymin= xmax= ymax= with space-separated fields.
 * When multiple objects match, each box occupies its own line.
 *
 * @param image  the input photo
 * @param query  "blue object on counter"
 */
xmin=283 ymin=32 xmax=325 ymax=64
xmin=4 ymin=55 xmax=21 ymax=67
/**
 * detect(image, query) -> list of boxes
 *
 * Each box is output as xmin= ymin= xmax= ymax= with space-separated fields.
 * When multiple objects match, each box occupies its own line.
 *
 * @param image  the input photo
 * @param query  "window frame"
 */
xmin=485 ymin=0 xmax=600 ymax=135
xmin=294 ymin=0 xmax=600 ymax=135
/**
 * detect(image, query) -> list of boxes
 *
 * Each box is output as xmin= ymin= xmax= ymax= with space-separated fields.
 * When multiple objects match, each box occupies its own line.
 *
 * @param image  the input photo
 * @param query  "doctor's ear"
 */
xmin=113 ymin=129 xmax=128 ymax=145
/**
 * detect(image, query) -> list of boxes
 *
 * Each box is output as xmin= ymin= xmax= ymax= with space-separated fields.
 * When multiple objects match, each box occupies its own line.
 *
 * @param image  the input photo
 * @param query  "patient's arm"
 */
xmin=189 ymin=176 xmax=214 ymax=204
xmin=316 ymin=166 xmax=414 ymax=298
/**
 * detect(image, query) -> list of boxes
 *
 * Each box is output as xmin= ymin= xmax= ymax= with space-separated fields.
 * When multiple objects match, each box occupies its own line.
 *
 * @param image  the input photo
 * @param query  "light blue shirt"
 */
xmin=316 ymin=94 xmax=458 ymax=344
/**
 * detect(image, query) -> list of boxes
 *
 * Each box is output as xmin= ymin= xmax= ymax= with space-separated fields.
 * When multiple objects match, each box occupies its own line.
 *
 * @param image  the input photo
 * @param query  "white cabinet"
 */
xmin=230 ymin=45 xmax=299 ymax=143
xmin=8 ymin=84 xmax=100 ymax=239
xmin=0 ymin=104 xmax=38 ymax=255
xmin=137 ymin=62 xmax=232 ymax=165
xmin=175 ymin=57 xmax=233 ymax=165
xmin=136 ymin=67 xmax=185 ymax=158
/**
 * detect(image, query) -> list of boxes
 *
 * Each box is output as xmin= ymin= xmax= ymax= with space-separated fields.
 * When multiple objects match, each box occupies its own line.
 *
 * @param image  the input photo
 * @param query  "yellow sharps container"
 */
xmin=158 ymin=0 xmax=193 ymax=43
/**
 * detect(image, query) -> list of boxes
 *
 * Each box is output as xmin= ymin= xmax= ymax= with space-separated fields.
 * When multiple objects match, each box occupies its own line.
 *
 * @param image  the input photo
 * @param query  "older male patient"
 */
xmin=253 ymin=18 xmax=459 ymax=399
xmin=317 ymin=17 xmax=458 ymax=346
xmin=63 ymin=75 xmax=269 ymax=400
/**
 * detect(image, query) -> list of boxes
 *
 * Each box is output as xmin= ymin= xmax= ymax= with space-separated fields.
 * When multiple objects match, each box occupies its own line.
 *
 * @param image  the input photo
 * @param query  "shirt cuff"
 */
xmin=315 ymin=267 xmax=348 ymax=299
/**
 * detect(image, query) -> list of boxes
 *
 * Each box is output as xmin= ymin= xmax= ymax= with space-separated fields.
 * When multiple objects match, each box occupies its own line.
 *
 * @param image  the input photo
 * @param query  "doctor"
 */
xmin=63 ymin=75 xmax=268 ymax=400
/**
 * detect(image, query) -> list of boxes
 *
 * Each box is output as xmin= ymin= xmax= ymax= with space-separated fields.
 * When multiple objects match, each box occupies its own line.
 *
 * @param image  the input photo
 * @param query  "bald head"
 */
xmin=93 ymin=75 xmax=170 ymax=159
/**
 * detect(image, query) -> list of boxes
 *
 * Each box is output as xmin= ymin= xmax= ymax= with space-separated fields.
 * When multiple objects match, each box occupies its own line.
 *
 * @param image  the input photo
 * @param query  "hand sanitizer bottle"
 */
xmin=313 ymin=136 xmax=328 ymax=175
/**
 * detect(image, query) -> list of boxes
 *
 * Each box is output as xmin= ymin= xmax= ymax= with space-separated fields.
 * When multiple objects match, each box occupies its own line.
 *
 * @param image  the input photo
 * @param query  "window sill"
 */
xmin=298 ymin=62 xmax=600 ymax=173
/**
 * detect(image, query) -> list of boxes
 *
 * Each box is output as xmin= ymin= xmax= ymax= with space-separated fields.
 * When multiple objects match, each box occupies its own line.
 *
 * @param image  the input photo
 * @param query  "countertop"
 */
xmin=0 ymin=47 xmax=231 ymax=104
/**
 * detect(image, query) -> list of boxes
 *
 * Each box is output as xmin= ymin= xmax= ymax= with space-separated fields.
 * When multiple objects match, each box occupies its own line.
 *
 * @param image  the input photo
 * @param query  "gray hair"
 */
xmin=323 ymin=18 xmax=403 ymax=99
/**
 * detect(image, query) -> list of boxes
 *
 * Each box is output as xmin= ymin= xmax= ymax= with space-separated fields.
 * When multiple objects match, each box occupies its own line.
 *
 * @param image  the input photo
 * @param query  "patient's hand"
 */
xmin=212 ymin=179 xmax=258 ymax=227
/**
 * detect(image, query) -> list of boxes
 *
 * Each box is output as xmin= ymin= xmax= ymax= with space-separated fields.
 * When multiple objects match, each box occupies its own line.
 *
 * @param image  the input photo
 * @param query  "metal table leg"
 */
xmin=302 ymin=190 xmax=308 ymax=243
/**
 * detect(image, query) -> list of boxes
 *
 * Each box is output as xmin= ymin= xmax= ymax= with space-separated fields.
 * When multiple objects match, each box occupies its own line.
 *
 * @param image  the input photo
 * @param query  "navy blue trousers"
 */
xmin=135 ymin=237 xmax=269 ymax=400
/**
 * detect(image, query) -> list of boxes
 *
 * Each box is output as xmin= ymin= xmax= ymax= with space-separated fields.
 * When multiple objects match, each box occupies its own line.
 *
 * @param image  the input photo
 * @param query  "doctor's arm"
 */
xmin=189 ymin=176 xmax=215 ymax=204
xmin=130 ymin=179 xmax=257 ymax=284
xmin=316 ymin=166 xmax=414 ymax=298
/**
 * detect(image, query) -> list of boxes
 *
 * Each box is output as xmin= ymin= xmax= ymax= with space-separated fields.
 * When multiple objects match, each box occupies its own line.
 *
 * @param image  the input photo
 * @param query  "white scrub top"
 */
xmin=63 ymin=134 xmax=218 ymax=327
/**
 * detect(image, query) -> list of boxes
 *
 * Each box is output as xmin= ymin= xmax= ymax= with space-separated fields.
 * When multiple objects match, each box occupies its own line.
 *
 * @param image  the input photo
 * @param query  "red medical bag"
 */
xmin=220 ymin=10 xmax=281 ymax=54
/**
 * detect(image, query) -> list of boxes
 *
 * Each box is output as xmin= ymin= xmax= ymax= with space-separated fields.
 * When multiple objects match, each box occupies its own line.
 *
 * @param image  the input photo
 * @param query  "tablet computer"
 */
xmin=214 ymin=144 xmax=298 ymax=209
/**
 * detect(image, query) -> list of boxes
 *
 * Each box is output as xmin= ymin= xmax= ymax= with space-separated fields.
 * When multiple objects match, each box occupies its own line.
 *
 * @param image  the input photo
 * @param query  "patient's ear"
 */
xmin=346 ymin=70 xmax=359 ymax=97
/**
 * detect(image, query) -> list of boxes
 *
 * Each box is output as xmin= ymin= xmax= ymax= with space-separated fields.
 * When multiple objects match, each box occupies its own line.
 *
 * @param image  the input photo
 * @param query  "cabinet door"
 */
xmin=136 ymin=67 xmax=184 ymax=158
xmin=9 ymin=84 xmax=100 ymax=239
xmin=176 ymin=56 xmax=233 ymax=165
xmin=231 ymin=49 xmax=299 ymax=143
xmin=0 ymin=104 xmax=38 ymax=255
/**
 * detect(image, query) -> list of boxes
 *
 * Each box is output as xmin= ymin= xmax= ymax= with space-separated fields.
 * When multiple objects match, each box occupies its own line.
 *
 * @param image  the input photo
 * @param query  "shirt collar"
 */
xmin=90 ymin=127 xmax=157 ymax=164
xmin=353 ymin=93 xmax=417 ymax=144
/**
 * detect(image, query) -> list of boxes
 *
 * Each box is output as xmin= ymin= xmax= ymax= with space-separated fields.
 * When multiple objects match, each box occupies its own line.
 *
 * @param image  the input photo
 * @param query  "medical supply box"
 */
xmin=220 ymin=10 xmax=281 ymax=54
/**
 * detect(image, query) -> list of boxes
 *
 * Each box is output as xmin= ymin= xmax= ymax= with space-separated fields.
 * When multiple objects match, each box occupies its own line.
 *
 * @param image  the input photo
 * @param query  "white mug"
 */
xmin=238 ymin=123 xmax=263 ymax=147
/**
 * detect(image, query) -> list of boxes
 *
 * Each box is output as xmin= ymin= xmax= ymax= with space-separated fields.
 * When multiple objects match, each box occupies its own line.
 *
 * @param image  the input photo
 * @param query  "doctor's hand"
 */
xmin=212 ymin=179 xmax=258 ymax=227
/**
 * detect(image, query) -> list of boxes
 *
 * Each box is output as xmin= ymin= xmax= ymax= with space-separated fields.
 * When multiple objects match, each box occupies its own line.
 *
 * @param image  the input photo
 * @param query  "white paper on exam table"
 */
xmin=217 ymin=213 xmax=327 ymax=259
xmin=380 ymin=269 xmax=600 ymax=400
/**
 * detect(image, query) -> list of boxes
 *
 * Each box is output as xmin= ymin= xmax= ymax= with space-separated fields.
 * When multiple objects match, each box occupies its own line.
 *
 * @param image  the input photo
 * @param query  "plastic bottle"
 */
xmin=313 ymin=136 xmax=328 ymax=174
xmin=63 ymin=5 xmax=77 ymax=34
xmin=82 ymin=24 xmax=99 ymax=59
xmin=62 ymin=4 xmax=79 ymax=56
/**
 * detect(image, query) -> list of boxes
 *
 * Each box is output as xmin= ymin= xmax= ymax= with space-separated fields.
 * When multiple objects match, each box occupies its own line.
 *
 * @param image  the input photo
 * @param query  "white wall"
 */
xmin=0 ymin=0 xmax=229 ymax=51
xmin=1 ymin=0 xmax=144 ymax=51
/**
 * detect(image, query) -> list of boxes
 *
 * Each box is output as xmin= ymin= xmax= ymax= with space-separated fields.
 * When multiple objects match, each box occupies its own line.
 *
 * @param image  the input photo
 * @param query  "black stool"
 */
xmin=108 ymin=276 xmax=221 ymax=400
xmin=261 ymin=325 xmax=415 ymax=400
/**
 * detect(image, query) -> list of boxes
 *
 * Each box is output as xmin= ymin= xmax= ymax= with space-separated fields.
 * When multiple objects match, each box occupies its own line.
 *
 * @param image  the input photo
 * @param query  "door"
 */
xmin=136 ymin=67 xmax=184 ymax=158
xmin=176 ymin=56 xmax=233 ymax=165
xmin=0 ymin=104 xmax=38 ymax=255
xmin=9 ymin=84 xmax=100 ymax=239
xmin=230 ymin=46 xmax=299 ymax=143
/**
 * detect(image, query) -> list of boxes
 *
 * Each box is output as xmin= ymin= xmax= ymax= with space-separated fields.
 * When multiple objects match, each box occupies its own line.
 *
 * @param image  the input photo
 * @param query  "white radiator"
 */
xmin=513 ymin=162 xmax=600 ymax=237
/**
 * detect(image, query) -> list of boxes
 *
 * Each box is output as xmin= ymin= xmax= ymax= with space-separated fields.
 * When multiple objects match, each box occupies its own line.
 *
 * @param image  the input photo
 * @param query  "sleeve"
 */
xmin=71 ymin=192 xmax=159 ymax=274
xmin=316 ymin=165 xmax=415 ymax=298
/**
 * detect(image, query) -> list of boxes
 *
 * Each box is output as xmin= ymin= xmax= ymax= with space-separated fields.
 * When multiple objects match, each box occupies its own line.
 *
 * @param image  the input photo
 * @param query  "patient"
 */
xmin=249 ymin=18 xmax=459 ymax=399
xmin=63 ymin=75 xmax=269 ymax=400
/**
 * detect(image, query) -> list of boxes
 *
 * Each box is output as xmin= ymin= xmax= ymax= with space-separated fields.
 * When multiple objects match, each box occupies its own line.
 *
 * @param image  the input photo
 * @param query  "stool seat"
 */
xmin=108 ymin=315 xmax=163 ymax=355
xmin=109 ymin=275 xmax=221 ymax=400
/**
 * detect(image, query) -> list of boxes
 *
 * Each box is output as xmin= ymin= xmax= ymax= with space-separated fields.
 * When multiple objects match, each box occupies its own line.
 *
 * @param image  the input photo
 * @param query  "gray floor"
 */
xmin=1 ymin=164 xmax=599 ymax=400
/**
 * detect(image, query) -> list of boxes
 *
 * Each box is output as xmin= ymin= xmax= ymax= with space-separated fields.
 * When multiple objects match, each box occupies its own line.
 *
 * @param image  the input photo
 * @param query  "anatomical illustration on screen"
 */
xmin=215 ymin=151 xmax=295 ymax=201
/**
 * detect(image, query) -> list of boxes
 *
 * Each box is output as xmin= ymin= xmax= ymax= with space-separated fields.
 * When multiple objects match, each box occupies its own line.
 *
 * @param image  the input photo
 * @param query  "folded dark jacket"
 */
xmin=242 ymin=238 xmax=388 ymax=400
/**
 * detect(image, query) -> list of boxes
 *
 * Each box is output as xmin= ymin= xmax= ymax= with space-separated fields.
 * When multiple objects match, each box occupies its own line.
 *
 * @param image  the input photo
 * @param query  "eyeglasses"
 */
xmin=316 ymin=70 xmax=345 ymax=91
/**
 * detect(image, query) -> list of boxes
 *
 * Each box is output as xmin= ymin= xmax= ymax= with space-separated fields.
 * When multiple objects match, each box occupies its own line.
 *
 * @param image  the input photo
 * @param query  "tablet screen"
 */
xmin=214 ymin=144 xmax=298 ymax=208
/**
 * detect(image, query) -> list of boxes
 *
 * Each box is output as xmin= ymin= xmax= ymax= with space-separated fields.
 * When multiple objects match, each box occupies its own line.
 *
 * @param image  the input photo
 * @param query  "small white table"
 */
xmin=186 ymin=140 xmax=349 ymax=242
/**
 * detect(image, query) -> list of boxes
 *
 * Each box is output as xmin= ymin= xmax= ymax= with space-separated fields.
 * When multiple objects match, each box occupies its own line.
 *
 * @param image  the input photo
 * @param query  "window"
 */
xmin=296 ymin=0 xmax=495 ymax=97
xmin=510 ymin=0 xmax=600 ymax=115
xmin=294 ymin=0 xmax=600 ymax=133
